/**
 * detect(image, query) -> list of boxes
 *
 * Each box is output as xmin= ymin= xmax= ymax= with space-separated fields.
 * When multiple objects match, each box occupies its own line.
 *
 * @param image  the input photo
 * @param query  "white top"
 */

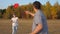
xmin=11 ymin=17 xmax=18 ymax=26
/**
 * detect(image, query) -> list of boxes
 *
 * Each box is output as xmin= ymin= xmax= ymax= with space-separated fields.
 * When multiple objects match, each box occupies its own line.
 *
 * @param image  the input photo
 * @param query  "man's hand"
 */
xmin=25 ymin=11 xmax=30 ymax=14
xmin=29 ymin=32 xmax=36 ymax=34
xmin=31 ymin=24 xmax=43 ymax=34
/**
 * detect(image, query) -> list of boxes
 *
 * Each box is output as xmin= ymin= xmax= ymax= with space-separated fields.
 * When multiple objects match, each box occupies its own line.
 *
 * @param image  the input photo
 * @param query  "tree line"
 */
xmin=0 ymin=1 xmax=60 ymax=19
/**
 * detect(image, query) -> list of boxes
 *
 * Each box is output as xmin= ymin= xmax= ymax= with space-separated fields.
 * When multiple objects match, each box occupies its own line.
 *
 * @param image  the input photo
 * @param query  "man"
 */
xmin=25 ymin=1 xmax=48 ymax=34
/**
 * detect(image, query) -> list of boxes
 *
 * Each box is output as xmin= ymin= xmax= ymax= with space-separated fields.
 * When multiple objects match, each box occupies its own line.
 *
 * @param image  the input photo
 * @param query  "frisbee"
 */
xmin=14 ymin=3 xmax=19 ymax=8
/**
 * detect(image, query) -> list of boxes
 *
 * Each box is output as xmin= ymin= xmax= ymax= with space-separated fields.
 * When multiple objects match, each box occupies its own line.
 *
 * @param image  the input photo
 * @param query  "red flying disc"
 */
xmin=14 ymin=3 xmax=19 ymax=8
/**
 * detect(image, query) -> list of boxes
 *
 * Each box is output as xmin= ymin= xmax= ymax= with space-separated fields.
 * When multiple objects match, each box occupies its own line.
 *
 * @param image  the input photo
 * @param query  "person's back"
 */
xmin=32 ymin=10 xmax=48 ymax=34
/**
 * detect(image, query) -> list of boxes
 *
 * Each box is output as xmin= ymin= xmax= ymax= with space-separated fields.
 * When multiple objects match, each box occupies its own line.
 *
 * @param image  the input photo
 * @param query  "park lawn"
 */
xmin=0 ymin=19 xmax=60 ymax=34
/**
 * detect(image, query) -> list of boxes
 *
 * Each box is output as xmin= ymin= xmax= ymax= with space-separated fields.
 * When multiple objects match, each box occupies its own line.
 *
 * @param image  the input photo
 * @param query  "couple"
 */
xmin=11 ymin=1 xmax=48 ymax=34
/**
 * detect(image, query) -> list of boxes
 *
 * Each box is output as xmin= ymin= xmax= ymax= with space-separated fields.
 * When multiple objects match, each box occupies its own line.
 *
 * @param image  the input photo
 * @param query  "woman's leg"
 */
xmin=12 ymin=26 xmax=14 ymax=34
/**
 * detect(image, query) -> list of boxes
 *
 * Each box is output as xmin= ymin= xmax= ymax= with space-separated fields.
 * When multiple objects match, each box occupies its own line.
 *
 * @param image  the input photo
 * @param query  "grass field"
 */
xmin=0 ymin=19 xmax=60 ymax=34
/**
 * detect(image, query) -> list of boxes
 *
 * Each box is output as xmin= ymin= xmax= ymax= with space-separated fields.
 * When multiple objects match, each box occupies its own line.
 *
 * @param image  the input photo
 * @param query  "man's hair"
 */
xmin=33 ymin=1 xmax=41 ymax=9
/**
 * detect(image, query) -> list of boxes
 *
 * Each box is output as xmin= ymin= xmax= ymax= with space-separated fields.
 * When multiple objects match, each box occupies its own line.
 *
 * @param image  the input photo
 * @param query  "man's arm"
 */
xmin=25 ymin=11 xmax=35 ymax=17
xmin=30 ymin=24 xmax=43 ymax=34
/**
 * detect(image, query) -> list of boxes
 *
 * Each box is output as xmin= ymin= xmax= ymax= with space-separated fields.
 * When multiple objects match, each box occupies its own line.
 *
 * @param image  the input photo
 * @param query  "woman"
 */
xmin=10 ymin=14 xmax=18 ymax=34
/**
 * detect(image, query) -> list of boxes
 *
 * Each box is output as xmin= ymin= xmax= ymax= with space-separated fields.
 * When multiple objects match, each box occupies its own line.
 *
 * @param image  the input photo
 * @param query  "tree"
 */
xmin=45 ymin=1 xmax=52 ymax=19
xmin=51 ymin=6 xmax=57 ymax=19
xmin=54 ymin=2 xmax=60 ymax=19
xmin=4 ymin=6 xmax=14 ymax=19
xmin=0 ymin=9 xmax=2 ymax=18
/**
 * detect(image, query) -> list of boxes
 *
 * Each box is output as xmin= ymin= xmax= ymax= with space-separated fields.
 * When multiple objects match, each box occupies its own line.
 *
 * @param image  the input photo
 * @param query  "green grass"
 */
xmin=0 ymin=19 xmax=60 ymax=34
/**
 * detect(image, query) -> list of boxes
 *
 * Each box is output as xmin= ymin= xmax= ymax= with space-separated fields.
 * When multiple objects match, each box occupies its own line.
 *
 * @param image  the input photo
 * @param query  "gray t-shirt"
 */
xmin=32 ymin=10 xmax=48 ymax=34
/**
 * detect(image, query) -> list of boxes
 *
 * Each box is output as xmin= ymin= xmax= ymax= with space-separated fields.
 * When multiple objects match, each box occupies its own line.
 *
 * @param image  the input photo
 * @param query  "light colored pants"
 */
xmin=12 ymin=25 xmax=17 ymax=34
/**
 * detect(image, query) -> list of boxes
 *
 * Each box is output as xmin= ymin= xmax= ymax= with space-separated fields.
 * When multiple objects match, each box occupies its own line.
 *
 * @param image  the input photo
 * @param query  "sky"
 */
xmin=0 ymin=0 xmax=60 ymax=9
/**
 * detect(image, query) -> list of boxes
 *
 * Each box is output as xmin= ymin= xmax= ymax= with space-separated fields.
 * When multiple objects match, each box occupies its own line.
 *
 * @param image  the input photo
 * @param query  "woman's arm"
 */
xmin=10 ymin=19 xmax=12 ymax=22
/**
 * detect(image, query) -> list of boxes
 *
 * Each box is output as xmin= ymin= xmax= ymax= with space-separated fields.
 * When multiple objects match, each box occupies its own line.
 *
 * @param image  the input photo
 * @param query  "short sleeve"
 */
xmin=16 ymin=17 xmax=18 ymax=19
xmin=34 ymin=12 xmax=42 ymax=25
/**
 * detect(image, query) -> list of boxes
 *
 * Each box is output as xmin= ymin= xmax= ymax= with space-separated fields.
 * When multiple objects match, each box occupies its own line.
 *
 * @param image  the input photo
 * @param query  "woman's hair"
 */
xmin=33 ymin=1 xmax=42 ymax=9
xmin=12 ymin=13 xmax=17 ymax=17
